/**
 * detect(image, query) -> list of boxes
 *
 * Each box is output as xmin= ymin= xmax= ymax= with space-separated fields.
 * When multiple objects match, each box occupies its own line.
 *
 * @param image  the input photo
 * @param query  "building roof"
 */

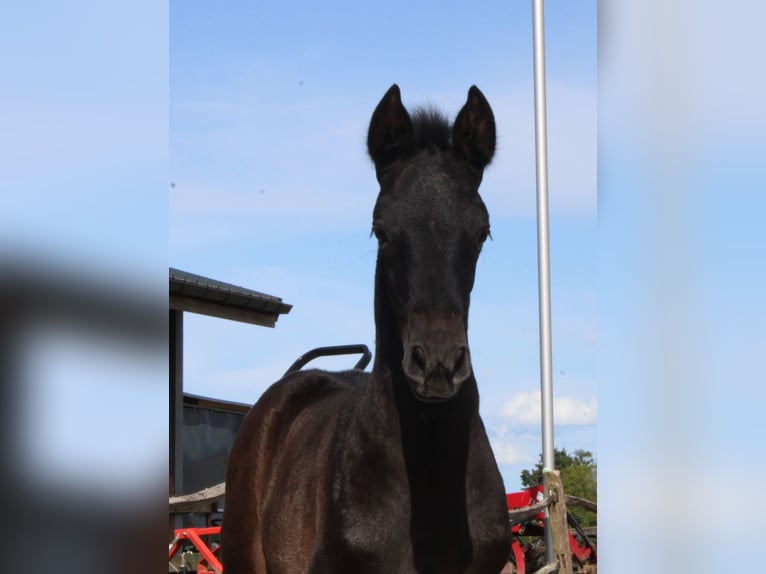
xmin=169 ymin=268 xmax=292 ymax=328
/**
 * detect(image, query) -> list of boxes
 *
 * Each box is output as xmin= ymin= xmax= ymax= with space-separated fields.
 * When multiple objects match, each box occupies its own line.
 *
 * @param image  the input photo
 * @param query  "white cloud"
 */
xmin=490 ymin=440 xmax=535 ymax=465
xmin=500 ymin=391 xmax=597 ymax=425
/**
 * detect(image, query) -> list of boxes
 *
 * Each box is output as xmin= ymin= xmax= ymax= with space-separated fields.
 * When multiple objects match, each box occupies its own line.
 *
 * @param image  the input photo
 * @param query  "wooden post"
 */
xmin=543 ymin=470 xmax=574 ymax=574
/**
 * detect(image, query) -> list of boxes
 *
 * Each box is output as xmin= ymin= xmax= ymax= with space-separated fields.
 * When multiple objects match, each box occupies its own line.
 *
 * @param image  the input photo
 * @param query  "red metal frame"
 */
xmin=169 ymin=526 xmax=223 ymax=574
xmin=506 ymin=485 xmax=595 ymax=573
xmin=569 ymin=529 xmax=593 ymax=564
xmin=168 ymin=488 xmax=594 ymax=574
xmin=506 ymin=486 xmax=544 ymax=574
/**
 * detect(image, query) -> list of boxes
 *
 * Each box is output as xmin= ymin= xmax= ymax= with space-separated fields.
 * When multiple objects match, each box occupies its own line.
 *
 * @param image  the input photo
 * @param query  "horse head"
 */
xmin=367 ymin=84 xmax=496 ymax=403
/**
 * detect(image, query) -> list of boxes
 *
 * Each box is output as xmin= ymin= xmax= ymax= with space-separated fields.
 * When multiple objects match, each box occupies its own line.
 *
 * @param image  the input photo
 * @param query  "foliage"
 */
xmin=520 ymin=448 xmax=597 ymax=527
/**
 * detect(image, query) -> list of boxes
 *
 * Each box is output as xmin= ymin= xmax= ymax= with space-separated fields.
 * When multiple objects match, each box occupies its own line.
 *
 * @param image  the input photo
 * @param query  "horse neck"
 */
xmin=371 ymin=262 xmax=403 ymax=377
xmin=368 ymin=264 xmax=482 ymax=571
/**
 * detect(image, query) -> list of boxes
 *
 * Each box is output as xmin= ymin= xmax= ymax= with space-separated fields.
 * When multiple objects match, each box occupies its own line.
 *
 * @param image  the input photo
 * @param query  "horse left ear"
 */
xmin=367 ymin=84 xmax=414 ymax=176
xmin=452 ymin=86 xmax=496 ymax=171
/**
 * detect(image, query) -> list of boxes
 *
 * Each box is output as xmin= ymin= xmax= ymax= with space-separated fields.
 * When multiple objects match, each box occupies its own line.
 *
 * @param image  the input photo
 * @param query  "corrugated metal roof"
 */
xmin=169 ymin=268 xmax=292 ymax=322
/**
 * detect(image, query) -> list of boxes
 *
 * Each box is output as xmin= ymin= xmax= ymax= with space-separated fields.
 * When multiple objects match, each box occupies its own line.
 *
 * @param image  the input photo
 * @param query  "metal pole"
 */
xmin=532 ymin=0 xmax=556 ymax=566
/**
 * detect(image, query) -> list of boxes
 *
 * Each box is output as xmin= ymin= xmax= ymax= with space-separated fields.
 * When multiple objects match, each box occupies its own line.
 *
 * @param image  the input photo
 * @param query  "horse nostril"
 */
xmin=403 ymin=345 xmax=429 ymax=384
xmin=453 ymin=346 xmax=472 ymax=383
xmin=412 ymin=346 xmax=427 ymax=373
xmin=454 ymin=347 xmax=466 ymax=373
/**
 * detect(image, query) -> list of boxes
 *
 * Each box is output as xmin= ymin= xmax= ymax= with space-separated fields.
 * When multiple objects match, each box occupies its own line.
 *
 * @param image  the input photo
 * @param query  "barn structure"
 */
xmin=169 ymin=268 xmax=292 ymax=528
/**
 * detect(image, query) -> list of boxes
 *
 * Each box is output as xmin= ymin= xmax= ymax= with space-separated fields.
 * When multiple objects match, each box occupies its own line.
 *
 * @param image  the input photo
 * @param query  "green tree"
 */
xmin=520 ymin=448 xmax=597 ymax=527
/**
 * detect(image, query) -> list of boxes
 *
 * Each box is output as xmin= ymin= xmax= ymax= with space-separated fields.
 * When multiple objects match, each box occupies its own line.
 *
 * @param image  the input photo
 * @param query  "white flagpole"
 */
xmin=532 ymin=0 xmax=556 ymax=566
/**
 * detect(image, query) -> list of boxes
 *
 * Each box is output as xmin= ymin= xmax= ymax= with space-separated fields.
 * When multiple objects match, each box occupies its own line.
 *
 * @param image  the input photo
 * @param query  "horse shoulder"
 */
xmin=310 ymin=378 xmax=415 ymax=572
xmin=222 ymin=369 xmax=357 ymax=573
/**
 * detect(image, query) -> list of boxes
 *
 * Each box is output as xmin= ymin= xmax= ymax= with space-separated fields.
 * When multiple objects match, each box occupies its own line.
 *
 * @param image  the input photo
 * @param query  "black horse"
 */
xmin=221 ymin=85 xmax=511 ymax=573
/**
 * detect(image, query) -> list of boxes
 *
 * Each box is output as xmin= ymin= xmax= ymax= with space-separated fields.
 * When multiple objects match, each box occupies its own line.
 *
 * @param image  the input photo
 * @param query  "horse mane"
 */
xmin=411 ymin=106 xmax=452 ymax=152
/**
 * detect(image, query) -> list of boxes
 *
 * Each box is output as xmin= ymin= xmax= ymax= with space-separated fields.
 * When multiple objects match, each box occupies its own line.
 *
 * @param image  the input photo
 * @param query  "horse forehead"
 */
xmin=377 ymin=157 xmax=485 ymax=223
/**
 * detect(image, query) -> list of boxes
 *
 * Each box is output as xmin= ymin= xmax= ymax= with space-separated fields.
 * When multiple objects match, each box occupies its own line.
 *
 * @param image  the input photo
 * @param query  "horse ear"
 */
xmin=452 ymin=85 xmax=496 ymax=171
xmin=367 ymin=84 xmax=413 ymax=173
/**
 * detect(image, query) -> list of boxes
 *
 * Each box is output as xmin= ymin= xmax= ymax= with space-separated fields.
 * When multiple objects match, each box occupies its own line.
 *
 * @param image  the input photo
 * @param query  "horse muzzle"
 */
xmin=402 ymin=315 xmax=472 ymax=402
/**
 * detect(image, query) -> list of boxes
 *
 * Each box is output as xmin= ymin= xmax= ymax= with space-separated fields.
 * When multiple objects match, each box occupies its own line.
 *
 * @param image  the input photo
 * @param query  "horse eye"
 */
xmin=372 ymin=226 xmax=389 ymax=245
xmin=477 ymin=227 xmax=491 ymax=245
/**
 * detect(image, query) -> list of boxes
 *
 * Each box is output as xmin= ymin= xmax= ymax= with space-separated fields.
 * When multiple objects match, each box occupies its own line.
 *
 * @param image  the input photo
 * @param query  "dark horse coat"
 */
xmin=222 ymin=85 xmax=511 ymax=574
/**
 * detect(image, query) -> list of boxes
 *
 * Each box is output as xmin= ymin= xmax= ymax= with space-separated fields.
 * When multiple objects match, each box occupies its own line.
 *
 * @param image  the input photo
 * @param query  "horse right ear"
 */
xmin=452 ymin=85 xmax=496 ymax=171
xmin=367 ymin=84 xmax=413 ymax=175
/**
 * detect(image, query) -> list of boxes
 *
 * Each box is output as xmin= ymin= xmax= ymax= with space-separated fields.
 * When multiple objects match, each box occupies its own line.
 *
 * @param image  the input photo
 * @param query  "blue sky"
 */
xmin=3 ymin=1 xmax=765 ymax=571
xmin=170 ymin=0 xmax=596 ymax=491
